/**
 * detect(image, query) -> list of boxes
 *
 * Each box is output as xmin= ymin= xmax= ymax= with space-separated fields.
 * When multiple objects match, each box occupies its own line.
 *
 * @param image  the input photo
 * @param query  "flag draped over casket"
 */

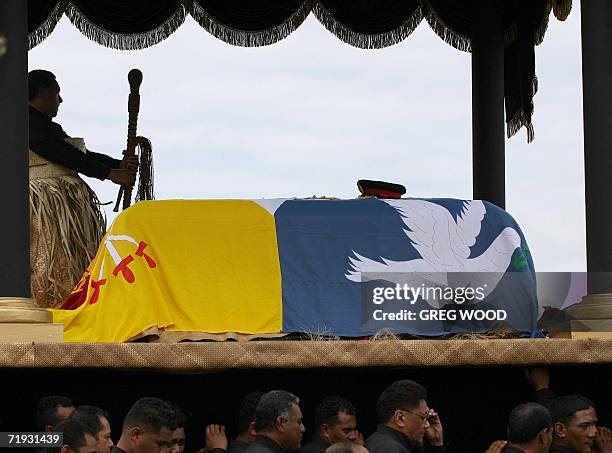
xmin=50 ymin=198 xmax=537 ymax=342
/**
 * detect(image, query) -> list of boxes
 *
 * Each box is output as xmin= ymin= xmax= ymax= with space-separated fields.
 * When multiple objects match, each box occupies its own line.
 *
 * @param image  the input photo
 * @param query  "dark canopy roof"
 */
xmin=28 ymin=0 xmax=572 ymax=142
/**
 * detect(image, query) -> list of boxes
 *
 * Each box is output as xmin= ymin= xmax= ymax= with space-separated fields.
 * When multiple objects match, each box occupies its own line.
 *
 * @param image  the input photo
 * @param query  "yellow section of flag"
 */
xmin=50 ymin=200 xmax=283 ymax=342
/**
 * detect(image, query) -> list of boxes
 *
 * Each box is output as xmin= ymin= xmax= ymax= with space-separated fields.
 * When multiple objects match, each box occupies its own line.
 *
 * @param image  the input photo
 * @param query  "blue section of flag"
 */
xmin=275 ymin=198 xmax=537 ymax=337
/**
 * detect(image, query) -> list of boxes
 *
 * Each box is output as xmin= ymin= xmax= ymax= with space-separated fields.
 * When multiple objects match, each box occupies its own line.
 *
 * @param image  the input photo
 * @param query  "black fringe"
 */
xmin=422 ymin=0 xmax=471 ymax=53
xmin=534 ymin=0 xmax=573 ymax=46
xmin=507 ymin=109 xmax=535 ymax=143
xmin=505 ymin=23 xmax=519 ymax=47
xmin=553 ymin=0 xmax=572 ymax=21
xmin=534 ymin=1 xmax=553 ymax=46
xmin=28 ymin=0 xmax=68 ymax=50
xmin=65 ymin=3 xmax=186 ymax=50
xmin=136 ymin=137 xmax=154 ymax=203
xmin=312 ymin=2 xmax=423 ymax=50
xmin=188 ymin=0 xmax=313 ymax=48
xmin=507 ymin=77 xmax=538 ymax=143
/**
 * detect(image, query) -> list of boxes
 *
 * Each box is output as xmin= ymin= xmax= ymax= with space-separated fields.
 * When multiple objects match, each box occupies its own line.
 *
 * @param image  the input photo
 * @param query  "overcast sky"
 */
xmin=28 ymin=3 xmax=584 ymax=271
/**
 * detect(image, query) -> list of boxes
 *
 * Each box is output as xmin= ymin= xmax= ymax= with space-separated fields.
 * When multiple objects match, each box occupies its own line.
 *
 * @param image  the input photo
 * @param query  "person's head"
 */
xmin=376 ymin=380 xmax=430 ymax=448
xmin=507 ymin=403 xmax=552 ymax=453
xmin=168 ymin=403 xmax=186 ymax=453
xmin=237 ymin=391 xmax=264 ymax=442
xmin=72 ymin=406 xmax=114 ymax=453
xmin=36 ymin=395 xmax=76 ymax=432
xmin=28 ymin=69 xmax=63 ymax=118
xmin=118 ymin=397 xmax=179 ymax=453
xmin=255 ymin=390 xmax=305 ymax=453
xmin=314 ymin=396 xmax=357 ymax=444
xmin=169 ymin=427 xmax=185 ymax=453
xmin=325 ymin=441 xmax=369 ymax=453
xmin=549 ymin=395 xmax=598 ymax=453
xmin=51 ymin=419 xmax=98 ymax=453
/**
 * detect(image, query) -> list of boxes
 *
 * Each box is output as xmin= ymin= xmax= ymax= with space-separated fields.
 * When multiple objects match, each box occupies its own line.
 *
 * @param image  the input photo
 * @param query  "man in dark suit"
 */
xmin=499 ymin=402 xmax=553 ymax=453
xmin=51 ymin=419 xmax=98 ymax=453
xmin=246 ymin=390 xmax=305 ymax=453
xmin=36 ymin=395 xmax=76 ymax=432
xmin=548 ymin=395 xmax=612 ymax=453
xmin=111 ymin=397 xmax=178 ymax=453
xmin=230 ymin=392 xmax=264 ymax=453
xmin=365 ymin=380 xmax=444 ymax=453
xmin=526 ymin=367 xmax=612 ymax=453
xmin=300 ymin=396 xmax=359 ymax=453
xmin=71 ymin=405 xmax=114 ymax=453
xmin=325 ymin=441 xmax=370 ymax=453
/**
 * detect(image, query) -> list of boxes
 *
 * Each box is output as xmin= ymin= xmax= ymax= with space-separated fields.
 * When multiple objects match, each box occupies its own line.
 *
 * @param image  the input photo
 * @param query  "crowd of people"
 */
xmin=37 ymin=370 xmax=610 ymax=453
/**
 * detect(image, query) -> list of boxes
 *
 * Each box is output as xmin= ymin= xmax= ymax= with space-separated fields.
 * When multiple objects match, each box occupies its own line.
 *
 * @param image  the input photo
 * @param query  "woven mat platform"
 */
xmin=1 ymin=339 xmax=612 ymax=371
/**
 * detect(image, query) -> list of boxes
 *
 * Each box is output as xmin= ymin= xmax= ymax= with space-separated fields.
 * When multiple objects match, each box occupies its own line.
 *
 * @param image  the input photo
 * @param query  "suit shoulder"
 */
xmin=366 ymin=432 xmax=408 ymax=453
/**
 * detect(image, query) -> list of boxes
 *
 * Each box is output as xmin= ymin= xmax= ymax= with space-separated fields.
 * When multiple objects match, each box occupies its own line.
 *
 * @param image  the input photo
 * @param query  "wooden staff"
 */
xmin=113 ymin=69 xmax=143 ymax=212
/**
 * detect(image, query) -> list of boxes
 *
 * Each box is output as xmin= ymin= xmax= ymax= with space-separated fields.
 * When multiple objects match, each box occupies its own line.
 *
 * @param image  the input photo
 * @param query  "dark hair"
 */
xmin=123 ymin=397 xmax=180 ymax=433
xmin=315 ymin=396 xmax=356 ymax=429
xmin=36 ymin=395 xmax=74 ymax=431
xmin=168 ymin=401 xmax=186 ymax=429
xmin=75 ymin=405 xmax=111 ymax=421
xmin=376 ymin=380 xmax=427 ymax=424
xmin=238 ymin=391 xmax=264 ymax=435
xmin=69 ymin=412 xmax=103 ymax=438
xmin=255 ymin=390 xmax=300 ymax=432
xmin=507 ymin=403 xmax=552 ymax=444
xmin=48 ymin=419 xmax=97 ymax=453
xmin=28 ymin=69 xmax=57 ymax=100
xmin=325 ymin=441 xmax=357 ymax=453
xmin=548 ymin=395 xmax=595 ymax=426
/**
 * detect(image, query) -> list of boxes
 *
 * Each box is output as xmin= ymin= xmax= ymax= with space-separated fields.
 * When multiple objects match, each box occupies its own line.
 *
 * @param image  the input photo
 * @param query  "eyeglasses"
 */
xmin=402 ymin=409 xmax=431 ymax=424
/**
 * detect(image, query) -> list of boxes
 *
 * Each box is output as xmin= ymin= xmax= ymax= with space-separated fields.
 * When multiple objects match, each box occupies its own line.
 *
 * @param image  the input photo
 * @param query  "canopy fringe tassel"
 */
xmin=507 ymin=77 xmax=538 ymax=143
xmin=422 ymin=1 xmax=471 ymax=53
xmin=507 ymin=109 xmax=535 ymax=143
xmin=188 ymin=0 xmax=313 ymax=47
xmin=28 ymin=0 xmax=68 ymax=50
xmin=534 ymin=1 xmax=553 ymax=46
xmin=135 ymin=137 xmax=155 ymax=203
xmin=552 ymin=0 xmax=572 ymax=21
xmin=533 ymin=0 xmax=572 ymax=45
xmin=505 ymin=23 xmax=519 ymax=46
xmin=65 ymin=2 xmax=186 ymax=51
xmin=312 ymin=1 xmax=423 ymax=50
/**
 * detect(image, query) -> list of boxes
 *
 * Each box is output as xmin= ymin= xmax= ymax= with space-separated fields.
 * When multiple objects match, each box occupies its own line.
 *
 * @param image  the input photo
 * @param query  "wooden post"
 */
xmin=472 ymin=1 xmax=505 ymax=209
xmin=569 ymin=0 xmax=612 ymax=337
xmin=0 ymin=1 xmax=55 ymax=332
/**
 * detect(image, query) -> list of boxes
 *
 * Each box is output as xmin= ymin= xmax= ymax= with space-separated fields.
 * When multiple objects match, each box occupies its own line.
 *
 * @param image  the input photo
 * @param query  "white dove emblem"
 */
xmin=345 ymin=200 xmax=522 ymax=308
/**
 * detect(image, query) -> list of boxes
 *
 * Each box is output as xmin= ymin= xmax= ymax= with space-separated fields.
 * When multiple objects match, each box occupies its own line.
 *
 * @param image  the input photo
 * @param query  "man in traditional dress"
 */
xmin=28 ymin=69 xmax=137 ymax=308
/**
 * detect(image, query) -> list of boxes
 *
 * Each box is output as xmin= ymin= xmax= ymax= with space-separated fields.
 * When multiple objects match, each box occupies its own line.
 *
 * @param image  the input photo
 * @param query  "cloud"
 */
xmin=28 ymin=8 xmax=585 ymax=270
